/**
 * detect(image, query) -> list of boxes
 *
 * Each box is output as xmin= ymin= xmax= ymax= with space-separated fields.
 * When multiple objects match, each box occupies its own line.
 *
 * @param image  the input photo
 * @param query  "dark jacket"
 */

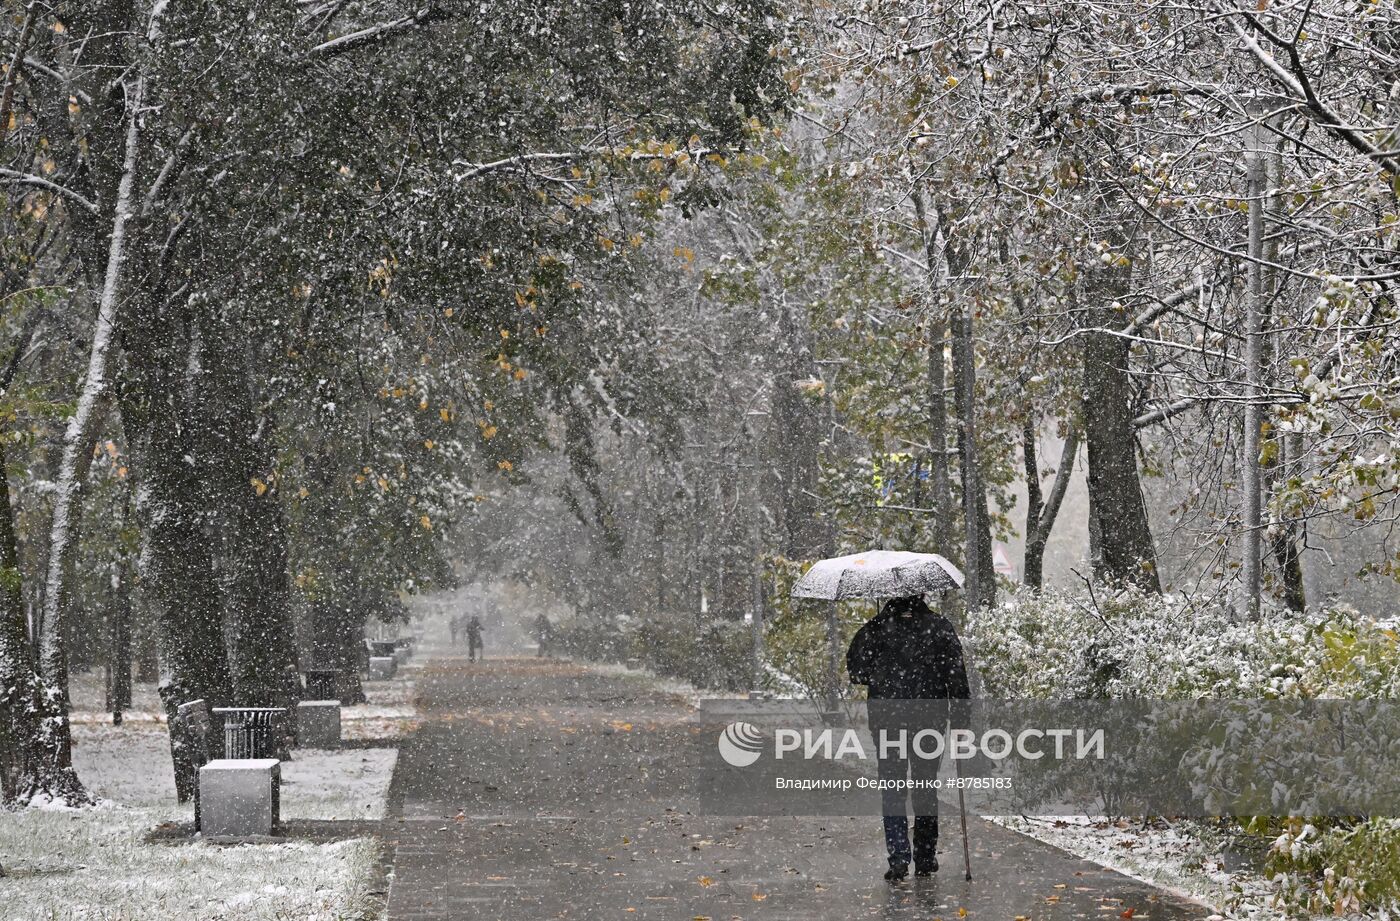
xmin=846 ymin=598 xmax=970 ymax=701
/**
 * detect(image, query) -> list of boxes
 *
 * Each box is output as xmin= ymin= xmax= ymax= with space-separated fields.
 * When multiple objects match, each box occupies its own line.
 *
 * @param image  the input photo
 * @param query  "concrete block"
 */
xmin=368 ymin=656 xmax=396 ymax=680
xmin=295 ymin=700 xmax=340 ymax=748
xmin=392 ymin=648 xmax=410 ymax=666
xmin=199 ymin=759 xmax=280 ymax=837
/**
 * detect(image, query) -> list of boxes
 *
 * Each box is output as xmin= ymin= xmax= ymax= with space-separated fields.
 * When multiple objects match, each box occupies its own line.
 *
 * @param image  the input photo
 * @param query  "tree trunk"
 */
xmin=1082 ymin=321 xmax=1161 ymax=592
xmin=311 ymin=600 xmax=367 ymax=705
xmin=912 ymin=187 xmax=955 ymax=557
xmin=194 ymin=318 xmax=300 ymax=716
xmin=951 ymin=307 xmax=996 ymax=609
xmin=772 ymin=298 xmax=827 ymax=560
xmin=119 ymin=314 xmax=235 ymax=799
xmin=25 ymin=72 xmax=154 ymax=810
xmin=1023 ymin=424 xmax=1080 ymax=592
xmin=0 ymin=438 xmax=38 ymax=804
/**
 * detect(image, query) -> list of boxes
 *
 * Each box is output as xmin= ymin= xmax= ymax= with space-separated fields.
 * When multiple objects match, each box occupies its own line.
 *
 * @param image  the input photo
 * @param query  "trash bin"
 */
xmin=212 ymin=707 xmax=288 ymax=759
xmin=303 ymin=668 xmax=340 ymax=700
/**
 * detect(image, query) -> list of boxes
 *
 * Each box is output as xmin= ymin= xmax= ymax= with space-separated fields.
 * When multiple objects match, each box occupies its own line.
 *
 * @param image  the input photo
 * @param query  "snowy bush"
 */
xmin=554 ymin=614 xmax=752 ymax=691
xmin=966 ymin=585 xmax=1400 ymax=917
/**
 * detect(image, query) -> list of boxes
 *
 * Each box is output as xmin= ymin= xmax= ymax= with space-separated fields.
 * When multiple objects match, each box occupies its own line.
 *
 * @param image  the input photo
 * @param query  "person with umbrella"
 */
xmin=847 ymin=594 xmax=969 ymax=880
xmin=791 ymin=550 xmax=972 ymax=883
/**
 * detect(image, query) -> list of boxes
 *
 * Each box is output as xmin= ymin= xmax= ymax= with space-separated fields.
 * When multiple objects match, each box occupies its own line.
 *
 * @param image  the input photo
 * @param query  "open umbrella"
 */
xmin=789 ymin=547 xmax=972 ymax=880
xmin=790 ymin=549 xmax=963 ymax=601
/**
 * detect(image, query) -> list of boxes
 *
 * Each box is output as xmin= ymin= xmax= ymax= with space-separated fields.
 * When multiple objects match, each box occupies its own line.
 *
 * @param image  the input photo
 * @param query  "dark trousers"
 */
xmin=468 ymin=636 xmax=482 ymax=661
xmin=876 ymin=742 xmax=940 ymax=869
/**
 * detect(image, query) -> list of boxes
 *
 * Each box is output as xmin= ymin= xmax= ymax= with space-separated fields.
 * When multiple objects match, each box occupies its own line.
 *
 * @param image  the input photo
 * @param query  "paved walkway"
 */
xmin=383 ymin=646 xmax=1209 ymax=920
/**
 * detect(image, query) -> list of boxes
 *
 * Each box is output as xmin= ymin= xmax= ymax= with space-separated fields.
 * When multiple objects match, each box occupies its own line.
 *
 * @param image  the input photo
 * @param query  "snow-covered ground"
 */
xmin=991 ymin=815 xmax=1296 ymax=921
xmin=0 ymin=668 xmax=416 ymax=921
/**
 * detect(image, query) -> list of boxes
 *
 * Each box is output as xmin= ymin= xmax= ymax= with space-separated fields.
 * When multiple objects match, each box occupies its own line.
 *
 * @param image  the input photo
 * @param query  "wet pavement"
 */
xmin=383 ymin=648 xmax=1211 ymax=920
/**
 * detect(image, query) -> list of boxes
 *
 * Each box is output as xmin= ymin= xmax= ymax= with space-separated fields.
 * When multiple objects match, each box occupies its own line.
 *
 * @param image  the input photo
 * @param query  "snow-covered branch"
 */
xmin=0 ymin=169 xmax=99 ymax=213
xmin=306 ymin=5 xmax=449 ymax=58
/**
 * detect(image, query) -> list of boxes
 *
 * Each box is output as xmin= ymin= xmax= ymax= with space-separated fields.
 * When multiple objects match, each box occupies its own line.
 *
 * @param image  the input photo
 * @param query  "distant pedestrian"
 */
xmin=466 ymin=616 xmax=484 ymax=662
xmin=449 ymin=614 xmax=461 ymax=646
xmin=846 ymin=595 xmax=970 ymax=881
xmin=533 ymin=614 xmax=553 ymax=658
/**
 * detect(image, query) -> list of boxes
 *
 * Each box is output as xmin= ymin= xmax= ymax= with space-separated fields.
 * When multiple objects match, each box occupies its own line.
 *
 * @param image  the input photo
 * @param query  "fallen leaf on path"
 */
xmin=751 ymin=892 xmax=767 ymax=901
xmin=1121 ymin=909 xmax=1137 ymax=919
xmin=698 ymin=876 xmax=715 ymax=888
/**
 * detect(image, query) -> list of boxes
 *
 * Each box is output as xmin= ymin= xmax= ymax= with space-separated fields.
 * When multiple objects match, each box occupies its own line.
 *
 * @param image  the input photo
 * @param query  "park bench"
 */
xmin=211 ymin=706 xmax=287 ymax=759
xmin=303 ymin=667 xmax=340 ymax=701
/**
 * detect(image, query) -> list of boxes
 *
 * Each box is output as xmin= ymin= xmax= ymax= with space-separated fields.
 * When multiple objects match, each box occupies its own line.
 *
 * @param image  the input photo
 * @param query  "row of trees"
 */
xmin=485 ymin=0 xmax=1400 ymax=664
xmin=4 ymin=0 xmax=1397 ymax=807
xmin=0 ymin=0 xmax=789 ymax=805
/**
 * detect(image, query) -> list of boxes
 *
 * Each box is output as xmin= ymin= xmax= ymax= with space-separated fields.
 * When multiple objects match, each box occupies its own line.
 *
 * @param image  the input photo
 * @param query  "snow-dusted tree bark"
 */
xmin=912 ymin=188 xmax=955 ymax=557
xmin=0 ymin=437 xmax=34 ymax=803
xmin=951 ymin=305 xmax=996 ymax=609
xmin=771 ymin=298 xmax=828 ymax=560
xmin=1082 ymin=300 xmax=1161 ymax=593
xmin=1023 ymin=423 xmax=1079 ymax=592
xmin=119 ymin=331 xmax=235 ymax=797
xmin=25 ymin=32 xmax=159 ymax=807
xmin=193 ymin=316 xmax=299 ymax=717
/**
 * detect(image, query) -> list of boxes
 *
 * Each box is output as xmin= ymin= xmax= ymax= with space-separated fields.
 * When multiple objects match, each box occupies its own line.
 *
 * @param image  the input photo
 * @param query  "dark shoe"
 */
xmin=915 ymin=858 xmax=939 ymax=877
xmin=884 ymin=863 xmax=909 ymax=881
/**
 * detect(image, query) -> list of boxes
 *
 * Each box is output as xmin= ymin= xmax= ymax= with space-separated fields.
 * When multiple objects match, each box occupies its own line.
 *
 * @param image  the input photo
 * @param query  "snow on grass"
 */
xmin=67 ymin=668 xmax=165 ymax=724
xmin=990 ymin=815 xmax=1310 ymax=921
xmin=0 ymin=804 xmax=382 ymax=921
xmin=0 ymin=717 xmax=395 ymax=919
xmin=282 ymin=749 xmax=396 ymax=821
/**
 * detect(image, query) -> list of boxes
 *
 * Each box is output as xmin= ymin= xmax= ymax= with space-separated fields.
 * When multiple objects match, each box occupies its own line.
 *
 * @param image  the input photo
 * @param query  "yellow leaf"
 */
xmin=251 ymin=477 xmax=268 ymax=496
xmin=423 ymin=439 xmax=434 ymax=450
xmin=752 ymin=892 xmax=768 ymax=901
xmin=697 ymin=876 xmax=714 ymax=888
xmin=444 ymin=307 xmax=454 ymax=317
xmin=439 ymin=408 xmax=450 ymax=422
xmin=419 ymin=515 xmax=432 ymax=530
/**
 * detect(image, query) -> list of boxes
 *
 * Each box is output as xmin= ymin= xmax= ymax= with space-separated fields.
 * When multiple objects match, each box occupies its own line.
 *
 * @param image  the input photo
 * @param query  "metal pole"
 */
xmin=956 ymin=759 xmax=972 ymax=880
xmin=825 ymin=601 xmax=840 ymax=714
xmin=1242 ymin=102 xmax=1268 ymax=620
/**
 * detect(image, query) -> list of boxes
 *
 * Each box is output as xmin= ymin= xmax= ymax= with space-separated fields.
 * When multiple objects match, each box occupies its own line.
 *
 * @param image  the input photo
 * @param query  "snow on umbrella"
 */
xmin=790 ymin=549 xmax=964 ymax=601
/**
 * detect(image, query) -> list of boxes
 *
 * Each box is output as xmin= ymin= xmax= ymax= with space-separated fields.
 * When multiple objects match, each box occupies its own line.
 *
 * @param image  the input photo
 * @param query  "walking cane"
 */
xmin=955 ymin=759 xmax=972 ymax=880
